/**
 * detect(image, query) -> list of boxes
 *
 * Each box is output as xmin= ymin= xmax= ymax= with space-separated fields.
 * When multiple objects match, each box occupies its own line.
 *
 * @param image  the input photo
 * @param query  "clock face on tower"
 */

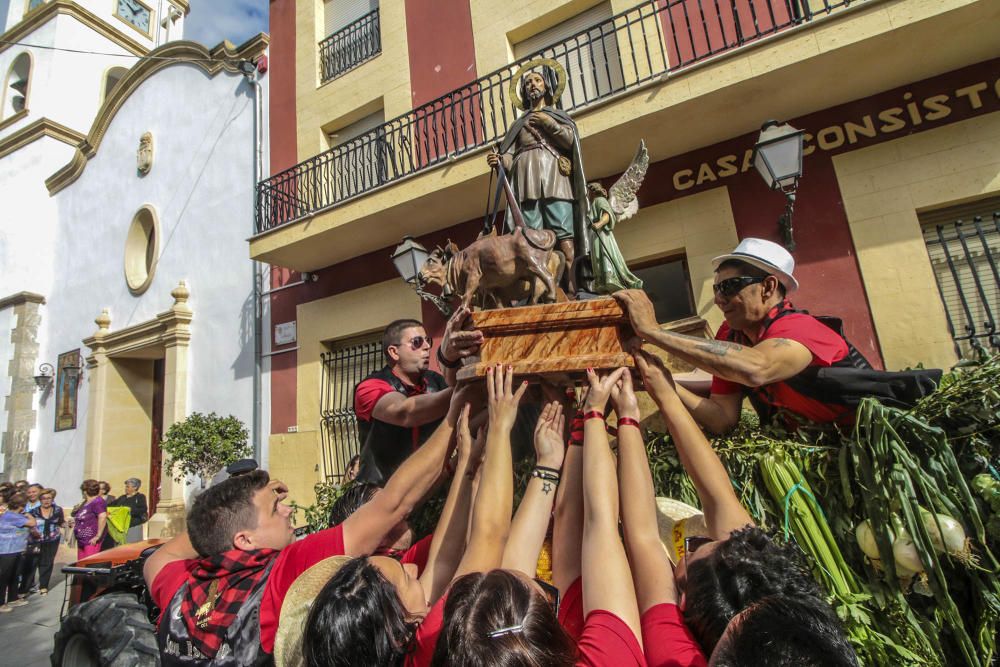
xmin=116 ymin=0 xmax=152 ymax=35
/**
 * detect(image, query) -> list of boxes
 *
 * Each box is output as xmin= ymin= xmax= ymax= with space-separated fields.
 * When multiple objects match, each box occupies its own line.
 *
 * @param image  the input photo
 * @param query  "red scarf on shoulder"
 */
xmin=180 ymin=548 xmax=279 ymax=658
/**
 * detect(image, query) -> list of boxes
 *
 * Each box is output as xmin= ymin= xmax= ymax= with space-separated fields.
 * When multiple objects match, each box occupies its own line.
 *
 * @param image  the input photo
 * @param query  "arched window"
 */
xmin=2 ymin=53 xmax=32 ymax=121
xmin=103 ymin=66 xmax=129 ymax=102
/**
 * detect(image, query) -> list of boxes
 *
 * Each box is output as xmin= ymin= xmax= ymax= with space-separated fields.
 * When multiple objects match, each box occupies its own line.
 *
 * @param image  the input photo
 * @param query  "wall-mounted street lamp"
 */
xmin=34 ymin=363 xmax=54 ymax=391
xmin=391 ymin=236 xmax=453 ymax=317
xmin=752 ymin=120 xmax=805 ymax=251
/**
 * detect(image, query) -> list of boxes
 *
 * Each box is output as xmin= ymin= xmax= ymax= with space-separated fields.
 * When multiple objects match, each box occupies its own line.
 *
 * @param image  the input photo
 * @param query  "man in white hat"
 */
xmin=614 ymin=237 xmax=851 ymax=433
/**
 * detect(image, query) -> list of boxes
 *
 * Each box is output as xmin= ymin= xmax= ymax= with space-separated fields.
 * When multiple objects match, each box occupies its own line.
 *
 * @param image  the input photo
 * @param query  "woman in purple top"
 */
xmin=71 ymin=479 xmax=107 ymax=560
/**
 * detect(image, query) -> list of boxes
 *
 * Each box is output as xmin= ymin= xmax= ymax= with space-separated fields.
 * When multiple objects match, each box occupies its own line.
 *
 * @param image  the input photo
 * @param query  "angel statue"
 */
xmin=587 ymin=140 xmax=649 ymax=294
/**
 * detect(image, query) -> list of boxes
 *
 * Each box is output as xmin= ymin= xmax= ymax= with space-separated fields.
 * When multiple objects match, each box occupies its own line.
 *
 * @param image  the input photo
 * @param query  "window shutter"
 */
xmin=328 ymin=109 xmax=385 ymax=147
xmin=920 ymin=197 xmax=1000 ymax=358
xmin=512 ymin=2 xmax=624 ymax=110
xmin=324 ymin=0 xmax=378 ymax=38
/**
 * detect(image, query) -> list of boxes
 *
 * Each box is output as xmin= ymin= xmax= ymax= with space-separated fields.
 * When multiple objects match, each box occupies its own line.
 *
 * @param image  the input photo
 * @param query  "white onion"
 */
xmin=855 ymin=520 xmax=881 ymax=560
xmin=921 ymin=511 xmax=967 ymax=555
xmin=892 ymin=531 xmax=925 ymax=574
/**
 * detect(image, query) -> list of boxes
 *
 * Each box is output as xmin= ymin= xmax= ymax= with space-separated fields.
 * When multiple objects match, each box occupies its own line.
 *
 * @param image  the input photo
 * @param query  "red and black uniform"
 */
xmin=353 ymin=366 xmax=448 ymax=486
xmin=713 ymin=300 xmax=854 ymax=426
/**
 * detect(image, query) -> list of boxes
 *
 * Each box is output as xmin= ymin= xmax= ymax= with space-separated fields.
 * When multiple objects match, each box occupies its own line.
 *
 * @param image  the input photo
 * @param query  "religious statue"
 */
xmin=487 ymin=59 xmax=589 ymax=296
xmin=587 ymin=140 xmax=650 ymax=294
xmin=137 ymin=131 xmax=154 ymax=175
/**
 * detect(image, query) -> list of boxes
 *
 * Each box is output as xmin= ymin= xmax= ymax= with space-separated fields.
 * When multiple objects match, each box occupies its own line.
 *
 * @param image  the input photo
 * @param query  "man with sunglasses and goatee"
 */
xmin=354 ymin=311 xmax=482 ymax=485
xmin=614 ymin=238 xmax=852 ymax=434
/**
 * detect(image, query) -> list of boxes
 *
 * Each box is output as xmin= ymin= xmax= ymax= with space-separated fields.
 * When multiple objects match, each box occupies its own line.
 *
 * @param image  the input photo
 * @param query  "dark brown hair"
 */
xmin=381 ymin=319 xmax=424 ymax=362
xmin=99 ymin=481 xmax=111 ymax=494
xmin=431 ymin=569 xmax=576 ymax=667
xmin=80 ymin=479 xmax=101 ymax=497
xmin=187 ymin=470 xmax=270 ymax=557
xmin=7 ymin=492 xmax=27 ymax=512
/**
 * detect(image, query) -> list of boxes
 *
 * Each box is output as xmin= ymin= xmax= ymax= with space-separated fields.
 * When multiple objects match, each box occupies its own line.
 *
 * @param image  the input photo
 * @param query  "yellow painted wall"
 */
xmin=295 ymin=0 xmax=412 ymax=161
xmin=833 ymin=111 xmax=1000 ymax=370
xmin=89 ymin=358 xmax=154 ymax=487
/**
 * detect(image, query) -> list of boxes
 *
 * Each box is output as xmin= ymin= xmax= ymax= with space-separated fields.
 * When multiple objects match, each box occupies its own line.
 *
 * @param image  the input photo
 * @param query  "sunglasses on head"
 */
xmin=534 ymin=578 xmax=561 ymax=616
xmin=684 ymin=535 xmax=715 ymax=557
xmin=712 ymin=275 xmax=767 ymax=298
xmin=395 ymin=335 xmax=432 ymax=351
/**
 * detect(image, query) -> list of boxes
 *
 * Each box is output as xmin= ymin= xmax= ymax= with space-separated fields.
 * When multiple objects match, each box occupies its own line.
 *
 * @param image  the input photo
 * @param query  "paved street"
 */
xmin=0 ymin=544 xmax=77 ymax=666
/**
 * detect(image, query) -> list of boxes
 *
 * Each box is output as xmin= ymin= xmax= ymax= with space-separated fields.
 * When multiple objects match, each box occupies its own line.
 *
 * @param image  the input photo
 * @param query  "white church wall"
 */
xmin=33 ymin=62 xmax=266 ymax=501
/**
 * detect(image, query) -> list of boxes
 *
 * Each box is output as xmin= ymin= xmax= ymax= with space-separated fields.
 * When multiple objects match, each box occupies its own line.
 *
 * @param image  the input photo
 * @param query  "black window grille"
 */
xmin=319 ymin=336 xmax=383 ymax=482
xmin=319 ymin=8 xmax=381 ymax=84
xmin=922 ymin=205 xmax=1000 ymax=360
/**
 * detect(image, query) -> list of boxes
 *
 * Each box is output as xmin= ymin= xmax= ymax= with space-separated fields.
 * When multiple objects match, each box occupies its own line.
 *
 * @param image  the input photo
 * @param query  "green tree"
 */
xmin=160 ymin=412 xmax=250 ymax=486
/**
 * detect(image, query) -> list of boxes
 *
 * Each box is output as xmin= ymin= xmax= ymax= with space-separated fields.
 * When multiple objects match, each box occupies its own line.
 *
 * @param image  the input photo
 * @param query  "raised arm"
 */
xmin=613 ymin=290 xmax=812 ymax=387
xmin=419 ymin=404 xmax=481 ymax=602
xmin=674 ymin=385 xmax=743 ymax=435
xmin=343 ymin=384 xmax=473 ymax=556
xmin=582 ymin=368 xmax=642 ymax=639
xmin=612 ymin=370 xmax=678 ymax=612
xmin=371 ymin=388 xmax=454 ymax=429
xmin=502 ymin=401 xmax=566 ymax=575
xmin=453 ymin=365 xmax=526 ymax=579
xmin=634 ymin=349 xmax=753 ymax=539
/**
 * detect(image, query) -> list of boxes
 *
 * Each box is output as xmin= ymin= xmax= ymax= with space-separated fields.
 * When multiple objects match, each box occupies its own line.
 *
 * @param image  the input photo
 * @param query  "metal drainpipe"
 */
xmin=244 ymin=65 xmax=264 ymax=462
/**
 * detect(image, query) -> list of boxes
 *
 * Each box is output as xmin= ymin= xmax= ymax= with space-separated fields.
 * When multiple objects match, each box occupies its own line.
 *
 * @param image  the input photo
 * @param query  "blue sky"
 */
xmin=184 ymin=0 xmax=268 ymax=48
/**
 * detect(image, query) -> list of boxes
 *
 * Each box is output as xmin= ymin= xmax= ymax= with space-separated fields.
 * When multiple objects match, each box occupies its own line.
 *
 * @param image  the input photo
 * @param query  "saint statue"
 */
xmin=487 ymin=59 xmax=589 ymax=296
xmin=586 ymin=141 xmax=650 ymax=295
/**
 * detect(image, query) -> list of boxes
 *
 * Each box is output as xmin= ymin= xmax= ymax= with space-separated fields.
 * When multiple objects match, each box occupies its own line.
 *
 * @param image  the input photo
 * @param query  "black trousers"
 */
xmin=20 ymin=541 xmax=59 ymax=592
xmin=0 ymin=552 xmax=22 ymax=605
xmin=17 ymin=546 xmax=38 ymax=594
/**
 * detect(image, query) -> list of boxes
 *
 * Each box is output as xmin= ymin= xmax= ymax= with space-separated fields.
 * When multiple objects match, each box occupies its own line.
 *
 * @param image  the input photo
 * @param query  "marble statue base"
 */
xmin=455 ymin=298 xmax=636 ymax=383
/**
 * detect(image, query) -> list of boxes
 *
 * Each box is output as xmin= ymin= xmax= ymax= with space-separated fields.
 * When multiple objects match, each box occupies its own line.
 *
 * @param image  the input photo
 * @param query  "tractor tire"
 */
xmin=51 ymin=592 xmax=160 ymax=667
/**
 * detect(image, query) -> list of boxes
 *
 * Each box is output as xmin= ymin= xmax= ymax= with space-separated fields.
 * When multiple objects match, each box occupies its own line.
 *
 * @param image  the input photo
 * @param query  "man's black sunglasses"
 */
xmin=712 ymin=275 xmax=766 ymax=298
xmin=395 ymin=335 xmax=433 ymax=351
xmin=534 ymin=578 xmax=561 ymax=616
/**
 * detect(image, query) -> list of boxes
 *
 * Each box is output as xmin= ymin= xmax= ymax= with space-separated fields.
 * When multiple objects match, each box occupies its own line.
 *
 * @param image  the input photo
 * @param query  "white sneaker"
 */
xmin=9 ymin=598 xmax=28 ymax=607
xmin=0 ymin=605 xmax=12 ymax=613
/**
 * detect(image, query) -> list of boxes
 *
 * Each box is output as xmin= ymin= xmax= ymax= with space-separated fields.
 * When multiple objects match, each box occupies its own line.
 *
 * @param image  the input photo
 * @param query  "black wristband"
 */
xmin=437 ymin=346 xmax=461 ymax=369
xmin=534 ymin=465 xmax=562 ymax=475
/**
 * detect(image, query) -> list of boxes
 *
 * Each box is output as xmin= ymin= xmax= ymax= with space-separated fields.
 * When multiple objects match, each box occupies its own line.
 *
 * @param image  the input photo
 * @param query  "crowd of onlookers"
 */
xmin=0 ymin=477 xmax=148 ymax=613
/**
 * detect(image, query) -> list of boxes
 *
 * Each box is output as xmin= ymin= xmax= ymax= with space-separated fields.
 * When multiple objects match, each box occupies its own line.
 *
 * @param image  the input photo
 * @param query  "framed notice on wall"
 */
xmin=54 ymin=349 xmax=81 ymax=432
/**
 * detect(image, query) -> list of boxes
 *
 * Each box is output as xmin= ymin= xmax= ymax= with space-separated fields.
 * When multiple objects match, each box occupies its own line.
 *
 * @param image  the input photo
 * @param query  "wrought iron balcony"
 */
xmin=319 ymin=8 xmax=381 ymax=83
xmin=258 ymin=0 xmax=862 ymax=234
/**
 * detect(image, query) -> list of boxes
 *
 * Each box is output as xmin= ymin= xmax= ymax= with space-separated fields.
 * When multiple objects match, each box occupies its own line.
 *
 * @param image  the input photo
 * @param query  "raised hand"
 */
xmin=633 ymin=349 xmax=677 ymax=405
xmin=610 ymin=368 xmax=640 ymax=421
xmin=486 ymin=364 xmax=528 ymax=432
xmin=612 ymin=289 xmax=659 ymax=340
xmin=533 ymin=401 xmax=566 ymax=470
xmin=583 ymin=367 xmax=628 ymax=414
xmin=440 ymin=305 xmax=483 ymax=364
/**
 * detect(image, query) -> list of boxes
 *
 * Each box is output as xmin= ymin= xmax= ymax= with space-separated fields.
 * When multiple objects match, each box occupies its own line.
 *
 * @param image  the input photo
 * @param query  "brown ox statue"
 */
xmin=418 ymin=227 xmax=565 ymax=310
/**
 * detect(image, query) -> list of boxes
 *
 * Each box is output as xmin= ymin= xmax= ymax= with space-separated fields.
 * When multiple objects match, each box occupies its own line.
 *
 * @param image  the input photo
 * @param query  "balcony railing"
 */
xmin=319 ymin=8 xmax=381 ymax=84
xmin=258 ymin=0 xmax=862 ymax=234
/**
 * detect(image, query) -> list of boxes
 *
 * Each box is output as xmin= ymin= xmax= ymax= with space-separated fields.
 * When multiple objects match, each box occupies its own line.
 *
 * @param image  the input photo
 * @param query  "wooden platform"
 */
xmin=455 ymin=297 xmax=636 ymax=383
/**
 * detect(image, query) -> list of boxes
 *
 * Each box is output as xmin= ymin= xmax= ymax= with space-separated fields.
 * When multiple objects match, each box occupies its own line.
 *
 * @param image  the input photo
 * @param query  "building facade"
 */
xmin=0 ymin=0 xmax=190 ymax=488
xmin=256 ymin=0 xmax=1000 ymax=506
xmin=0 ymin=0 xmax=271 ymax=537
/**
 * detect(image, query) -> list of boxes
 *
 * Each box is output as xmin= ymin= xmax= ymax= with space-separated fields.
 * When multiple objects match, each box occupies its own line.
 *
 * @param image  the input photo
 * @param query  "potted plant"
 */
xmin=160 ymin=412 xmax=250 ymax=487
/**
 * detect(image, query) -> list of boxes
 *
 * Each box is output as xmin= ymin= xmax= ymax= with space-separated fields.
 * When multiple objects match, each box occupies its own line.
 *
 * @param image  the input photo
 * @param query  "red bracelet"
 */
xmin=583 ymin=410 xmax=605 ymax=422
xmin=617 ymin=417 xmax=641 ymax=429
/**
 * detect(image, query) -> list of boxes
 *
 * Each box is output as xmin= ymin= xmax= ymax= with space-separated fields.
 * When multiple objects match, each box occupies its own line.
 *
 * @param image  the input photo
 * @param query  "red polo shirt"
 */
xmin=711 ymin=305 xmax=849 ymax=424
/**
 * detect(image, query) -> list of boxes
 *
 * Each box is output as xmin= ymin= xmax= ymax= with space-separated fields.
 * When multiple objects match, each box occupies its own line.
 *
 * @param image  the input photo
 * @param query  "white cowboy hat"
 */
xmin=711 ymin=238 xmax=799 ymax=293
xmin=655 ymin=497 xmax=709 ymax=565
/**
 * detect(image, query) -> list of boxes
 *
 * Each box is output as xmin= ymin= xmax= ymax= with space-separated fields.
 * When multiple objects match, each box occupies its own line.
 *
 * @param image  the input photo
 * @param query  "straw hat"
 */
xmin=273 ymin=555 xmax=353 ymax=667
xmin=655 ymin=497 xmax=709 ymax=565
